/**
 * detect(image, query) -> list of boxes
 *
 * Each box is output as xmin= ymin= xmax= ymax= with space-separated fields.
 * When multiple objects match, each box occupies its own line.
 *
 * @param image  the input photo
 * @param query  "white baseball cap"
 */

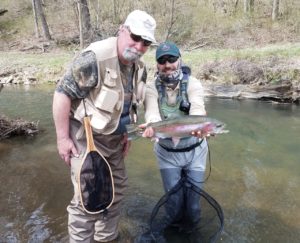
xmin=124 ymin=10 xmax=156 ymax=43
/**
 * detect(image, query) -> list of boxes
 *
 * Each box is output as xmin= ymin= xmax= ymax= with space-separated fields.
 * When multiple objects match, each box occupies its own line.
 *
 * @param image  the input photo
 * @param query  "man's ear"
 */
xmin=119 ymin=25 xmax=126 ymax=32
xmin=116 ymin=25 xmax=124 ymax=36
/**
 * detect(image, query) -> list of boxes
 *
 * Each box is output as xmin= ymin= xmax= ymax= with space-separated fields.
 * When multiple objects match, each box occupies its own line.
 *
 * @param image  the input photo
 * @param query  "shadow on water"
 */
xmin=0 ymin=86 xmax=300 ymax=242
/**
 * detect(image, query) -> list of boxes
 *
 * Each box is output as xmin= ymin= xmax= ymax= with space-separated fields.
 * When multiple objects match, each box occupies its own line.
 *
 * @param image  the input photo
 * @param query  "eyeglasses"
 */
xmin=157 ymin=55 xmax=179 ymax=65
xmin=126 ymin=27 xmax=152 ymax=47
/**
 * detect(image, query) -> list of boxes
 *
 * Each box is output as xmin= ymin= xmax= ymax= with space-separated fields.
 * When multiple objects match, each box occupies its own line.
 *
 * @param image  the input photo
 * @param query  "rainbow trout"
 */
xmin=126 ymin=115 xmax=229 ymax=140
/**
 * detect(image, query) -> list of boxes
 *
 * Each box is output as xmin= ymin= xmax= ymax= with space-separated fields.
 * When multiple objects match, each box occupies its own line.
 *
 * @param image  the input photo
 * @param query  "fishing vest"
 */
xmin=72 ymin=37 xmax=146 ymax=137
xmin=155 ymin=66 xmax=191 ymax=120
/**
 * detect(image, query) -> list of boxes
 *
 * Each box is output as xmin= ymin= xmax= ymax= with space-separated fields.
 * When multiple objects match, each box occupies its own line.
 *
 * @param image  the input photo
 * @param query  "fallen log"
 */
xmin=0 ymin=9 xmax=8 ymax=16
xmin=0 ymin=115 xmax=39 ymax=140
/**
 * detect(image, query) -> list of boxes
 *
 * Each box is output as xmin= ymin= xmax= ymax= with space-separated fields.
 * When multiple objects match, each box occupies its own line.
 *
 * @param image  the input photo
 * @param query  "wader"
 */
xmin=68 ymin=123 xmax=128 ymax=242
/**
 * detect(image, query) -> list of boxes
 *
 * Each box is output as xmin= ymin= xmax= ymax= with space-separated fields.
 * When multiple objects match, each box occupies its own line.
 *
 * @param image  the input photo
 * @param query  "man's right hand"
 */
xmin=138 ymin=123 xmax=155 ymax=138
xmin=57 ymin=137 xmax=79 ymax=166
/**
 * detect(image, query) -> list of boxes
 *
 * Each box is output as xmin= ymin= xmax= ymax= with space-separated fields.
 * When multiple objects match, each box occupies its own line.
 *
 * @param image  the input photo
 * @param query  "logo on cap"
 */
xmin=144 ymin=19 xmax=154 ymax=29
xmin=161 ymin=44 xmax=170 ymax=51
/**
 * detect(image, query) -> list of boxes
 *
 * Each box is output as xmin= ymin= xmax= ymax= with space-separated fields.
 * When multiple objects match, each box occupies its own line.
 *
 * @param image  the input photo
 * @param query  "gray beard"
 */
xmin=122 ymin=48 xmax=142 ymax=62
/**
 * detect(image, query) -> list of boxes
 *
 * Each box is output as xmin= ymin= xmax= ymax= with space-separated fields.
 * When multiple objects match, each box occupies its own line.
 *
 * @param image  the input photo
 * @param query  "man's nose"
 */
xmin=164 ymin=61 xmax=172 ymax=67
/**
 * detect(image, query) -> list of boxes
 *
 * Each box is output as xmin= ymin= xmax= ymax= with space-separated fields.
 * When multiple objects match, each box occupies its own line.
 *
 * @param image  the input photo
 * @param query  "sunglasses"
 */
xmin=157 ymin=55 xmax=179 ymax=65
xmin=127 ymin=28 xmax=152 ymax=47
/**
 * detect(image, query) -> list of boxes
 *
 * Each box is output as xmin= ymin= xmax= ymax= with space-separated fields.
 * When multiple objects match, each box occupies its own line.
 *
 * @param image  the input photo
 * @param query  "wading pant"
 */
xmin=154 ymin=138 xmax=208 ymax=232
xmin=68 ymin=131 xmax=128 ymax=243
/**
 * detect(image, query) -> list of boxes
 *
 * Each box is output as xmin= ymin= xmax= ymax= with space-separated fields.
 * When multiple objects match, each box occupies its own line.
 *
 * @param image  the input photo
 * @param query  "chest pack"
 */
xmin=155 ymin=66 xmax=191 ymax=119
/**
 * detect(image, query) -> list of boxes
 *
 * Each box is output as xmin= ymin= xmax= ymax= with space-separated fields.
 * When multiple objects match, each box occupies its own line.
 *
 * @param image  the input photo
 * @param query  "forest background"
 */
xmin=0 ymin=0 xmax=300 ymax=102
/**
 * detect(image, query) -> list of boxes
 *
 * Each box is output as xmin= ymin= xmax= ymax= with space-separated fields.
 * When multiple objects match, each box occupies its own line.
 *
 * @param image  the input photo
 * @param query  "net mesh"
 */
xmin=149 ymin=177 xmax=224 ymax=243
xmin=79 ymin=151 xmax=114 ymax=213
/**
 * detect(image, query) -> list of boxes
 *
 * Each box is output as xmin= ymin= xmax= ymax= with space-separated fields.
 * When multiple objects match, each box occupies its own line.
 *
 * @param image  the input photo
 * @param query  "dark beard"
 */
xmin=158 ymin=68 xmax=183 ymax=87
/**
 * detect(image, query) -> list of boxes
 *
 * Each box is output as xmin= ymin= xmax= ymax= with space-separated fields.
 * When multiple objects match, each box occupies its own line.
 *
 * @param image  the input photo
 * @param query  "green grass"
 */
xmin=143 ymin=42 xmax=300 ymax=72
xmin=0 ymin=51 xmax=73 ymax=69
xmin=182 ymin=43 xmax=300 ymax=66
xmin=1 ymin=42 xmax=299 ymax=83
xmin=0 ymin=51 xmax=74 ymax=83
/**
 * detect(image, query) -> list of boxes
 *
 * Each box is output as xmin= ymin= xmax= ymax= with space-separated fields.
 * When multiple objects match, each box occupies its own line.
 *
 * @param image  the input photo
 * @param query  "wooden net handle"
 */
xmin=83 ymin=116 xmax=96 ymax=151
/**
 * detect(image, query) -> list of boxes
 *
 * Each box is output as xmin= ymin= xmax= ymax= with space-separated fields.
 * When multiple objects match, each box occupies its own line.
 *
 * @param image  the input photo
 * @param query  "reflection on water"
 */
xmin=0 ymin=85 xmax=299 ymax=242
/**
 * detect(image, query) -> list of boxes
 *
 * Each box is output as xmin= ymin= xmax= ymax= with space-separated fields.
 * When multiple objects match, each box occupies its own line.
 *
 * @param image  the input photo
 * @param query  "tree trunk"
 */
xmin=78 ymin=0 xmax=92 ymax=46
xmin=165 ymin=0 xmax=176 ymax=40
xmin=96 ymin=0 xmax=101 ymax=29
xmin=243 ymin=0 xmax=249 ymax=13
xmin=244 ymin=0 xmax=254 ymax=14
xmin=35 ymin=0 xmax=51 ymax=40
xmin=234 ymin=0 xmax=239 ymax=14
xmin=77 ymin=2 xmax=84 ymax=49
xmin=31 ymin=0 xmax=40 ymax=38
xmin=249 ymin=0 xmax=254 ymax=13
xmin=272 ymin=0 xmax=280 ymax=21
xmin=113 ymin=0 xmax=117 ymax=23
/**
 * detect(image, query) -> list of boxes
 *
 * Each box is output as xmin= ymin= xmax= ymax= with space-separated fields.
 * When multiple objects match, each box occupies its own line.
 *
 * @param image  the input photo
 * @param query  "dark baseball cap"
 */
xmin=156 ymin=41 xmax=181 ymax=60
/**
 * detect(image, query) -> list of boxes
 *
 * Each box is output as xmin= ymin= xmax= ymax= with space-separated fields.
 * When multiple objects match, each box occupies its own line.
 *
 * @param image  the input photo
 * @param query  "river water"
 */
xmin=0 ymin=85 xmax=299 ymax=243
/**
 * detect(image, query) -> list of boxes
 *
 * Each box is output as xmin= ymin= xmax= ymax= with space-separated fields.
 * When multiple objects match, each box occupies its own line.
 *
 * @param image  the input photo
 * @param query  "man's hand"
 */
xmin=57 ymin=137 xmax=79 ymax=166
xmin=139 ymin=123 xmax=155 ymax=138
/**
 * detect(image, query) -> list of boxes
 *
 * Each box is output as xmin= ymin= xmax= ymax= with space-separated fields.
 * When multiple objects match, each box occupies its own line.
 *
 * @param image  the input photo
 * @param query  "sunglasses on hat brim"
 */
xmin=157 ymin=55 xmax=179 ymax=65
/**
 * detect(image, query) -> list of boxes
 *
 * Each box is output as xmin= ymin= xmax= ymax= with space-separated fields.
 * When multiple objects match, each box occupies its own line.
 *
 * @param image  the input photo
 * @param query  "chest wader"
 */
xmin=155 ymin=69 xmax=190 ymax=120
xmin=136 ymin=68 xmax=223 ymax=242
xmin=78 ymin=63 xmax=136 ymax=214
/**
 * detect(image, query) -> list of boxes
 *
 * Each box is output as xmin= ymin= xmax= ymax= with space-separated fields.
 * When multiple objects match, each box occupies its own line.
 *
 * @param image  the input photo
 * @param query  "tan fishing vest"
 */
xmin=72 ymin=37 xmax=146 ymax=137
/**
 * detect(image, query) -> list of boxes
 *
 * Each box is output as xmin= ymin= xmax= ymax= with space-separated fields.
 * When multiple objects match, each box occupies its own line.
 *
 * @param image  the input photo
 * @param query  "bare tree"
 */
xmin=234 ymin=0 xmax=239 ymax=14
xmin=96 ymin=0 xmax=101 ymax=29
xmin=272 ymin=0 xmax=280 ymax=21
xmin=77 ymin=1 xmax=84 ymax=49
xmin=31 ymin=0 xmax=40 ymax=38
xmin=165 ymin=0 xmax=177 ymax=40
xmin=244 ymin=0 xmax=254 ymax=15
xmin=113 ymin=0 xmax=117 ymax=23
xmin=34 ymin=0 xmax=51 ymax=40
xmin=76 ymin=0 xmax=92 ymax=48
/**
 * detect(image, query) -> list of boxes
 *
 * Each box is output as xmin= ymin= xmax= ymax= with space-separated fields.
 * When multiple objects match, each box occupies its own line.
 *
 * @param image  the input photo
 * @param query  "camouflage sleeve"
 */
xmin=56 ymin=51 xmax=98 ymax=99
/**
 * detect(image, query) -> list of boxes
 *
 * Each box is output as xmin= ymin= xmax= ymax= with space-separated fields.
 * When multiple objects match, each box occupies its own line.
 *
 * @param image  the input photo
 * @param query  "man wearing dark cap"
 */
xmin=53 ymin=10 xmax=156 ymax=242
xmin=137 ymin=41 xmax=208 ymax=242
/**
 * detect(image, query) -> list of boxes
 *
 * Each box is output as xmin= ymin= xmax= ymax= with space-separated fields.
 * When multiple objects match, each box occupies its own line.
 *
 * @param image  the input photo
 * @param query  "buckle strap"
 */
xmin=159 ymin=139 xmax=203 ymax=152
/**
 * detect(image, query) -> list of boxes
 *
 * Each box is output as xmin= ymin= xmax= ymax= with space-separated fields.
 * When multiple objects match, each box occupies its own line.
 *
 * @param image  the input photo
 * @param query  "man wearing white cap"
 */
xmin=53 ymin=10 xmax=156 ymax=242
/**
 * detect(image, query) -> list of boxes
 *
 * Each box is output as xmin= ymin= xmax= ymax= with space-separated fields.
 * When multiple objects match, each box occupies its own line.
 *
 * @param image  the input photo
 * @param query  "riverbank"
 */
xmin=1 ymin=43 xmax=300 ymax=103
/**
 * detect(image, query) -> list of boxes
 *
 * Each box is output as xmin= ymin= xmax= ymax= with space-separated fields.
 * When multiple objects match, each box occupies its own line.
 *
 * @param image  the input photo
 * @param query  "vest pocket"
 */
xmin=73 ymin=99 xmax=112 ymax=132
xmin=103 ymin=68 xmax=117 ymax=87
xmin=90 ymin=112 xmax=111 ymax=131
xmin=94 ymin=86 xmax=119 ymax=113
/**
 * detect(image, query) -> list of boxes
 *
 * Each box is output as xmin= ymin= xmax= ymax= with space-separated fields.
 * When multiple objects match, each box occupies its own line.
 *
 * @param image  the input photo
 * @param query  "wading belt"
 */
xmin=159 ymin=139 xmax=203 ymax=152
